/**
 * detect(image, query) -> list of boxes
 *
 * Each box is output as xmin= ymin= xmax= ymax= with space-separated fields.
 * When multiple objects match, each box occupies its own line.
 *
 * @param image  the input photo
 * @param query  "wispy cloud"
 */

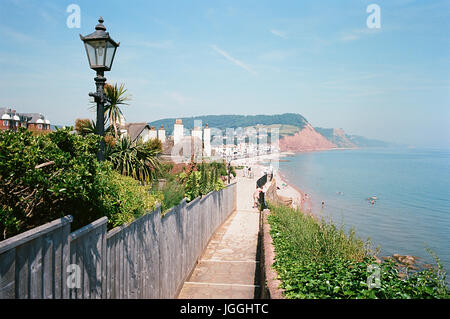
xmin=165 ymin=91 xmax=191 ymax=105
xmin=131 ymin=40 xmax=173 ymax=49
xmin=0 ymin=25 xmax=42 ymax=45
xmin=211 ymin=45 xmax=256 ymax=75
xmin=338 ymin=28 xmax=381 ymax=42
xmin=258 ymin=49 xmax=297 ymax=62
xmin=270 ymin=29 xmax=287 ymax=39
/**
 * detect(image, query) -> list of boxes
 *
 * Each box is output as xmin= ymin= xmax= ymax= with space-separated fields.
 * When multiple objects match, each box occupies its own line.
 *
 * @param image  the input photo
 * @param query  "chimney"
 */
xmin=158 ymin=125 xmax=166 ymax=143
xmin=203 ymin=123 xmax=211 ymax=157
xmin=174 ymin=119 xmax=184 ymax=145
xmin=149 ymin=125 xmax=157 ymax=139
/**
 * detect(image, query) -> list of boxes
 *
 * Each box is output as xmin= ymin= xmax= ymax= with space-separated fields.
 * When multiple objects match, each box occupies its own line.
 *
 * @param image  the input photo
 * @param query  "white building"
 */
xmin=203 ymin=123 xmax=211 ymax=157
xmin=173 ymin=119 xmax=184 ymax=145
xmin=149 ymin=126 xmax=158 ymax=139
xmin=123 ymin=123 xmax=152 ymax=143
xmin=158 ymin=125 xmax=166 ymax=143
xmin=191 ymin=126 xmax=202 ymax=141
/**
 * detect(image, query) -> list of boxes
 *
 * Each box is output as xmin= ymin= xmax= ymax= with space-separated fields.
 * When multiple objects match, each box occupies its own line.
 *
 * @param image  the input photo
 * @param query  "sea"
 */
xmin=278 ymin=148 xmax=450 ymax=284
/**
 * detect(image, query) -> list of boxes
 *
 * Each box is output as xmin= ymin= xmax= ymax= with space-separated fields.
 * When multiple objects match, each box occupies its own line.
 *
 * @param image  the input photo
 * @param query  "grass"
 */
xmin=267 ymin=203 xmax=449 ymax=299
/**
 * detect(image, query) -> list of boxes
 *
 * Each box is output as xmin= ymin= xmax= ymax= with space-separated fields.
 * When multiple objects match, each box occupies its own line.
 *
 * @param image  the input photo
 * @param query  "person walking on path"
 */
xmin=256 ymin=186 xmax=266 ymax=212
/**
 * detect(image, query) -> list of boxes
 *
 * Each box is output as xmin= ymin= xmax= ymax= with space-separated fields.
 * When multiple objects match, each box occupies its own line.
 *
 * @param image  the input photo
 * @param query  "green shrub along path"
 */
xmin=0 ymin=128 xmax=162 ymax=238
xmin=267 ymin=203 xmax=449 ymax=299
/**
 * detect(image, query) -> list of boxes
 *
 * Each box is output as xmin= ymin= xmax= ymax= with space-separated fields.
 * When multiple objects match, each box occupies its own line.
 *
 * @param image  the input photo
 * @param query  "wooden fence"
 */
xmin=0 ymin=183 xmax=236 ymax=299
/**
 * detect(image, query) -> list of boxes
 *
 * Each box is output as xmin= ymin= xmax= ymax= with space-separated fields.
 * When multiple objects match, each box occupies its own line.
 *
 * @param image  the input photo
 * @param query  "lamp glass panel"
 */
xmin=85 ymin=42 xmax=96 ymax=67
xmin=85 ymin=40 xmax=107 ymax=67
xmin=104 ymin=41 xmax=117 ymax=70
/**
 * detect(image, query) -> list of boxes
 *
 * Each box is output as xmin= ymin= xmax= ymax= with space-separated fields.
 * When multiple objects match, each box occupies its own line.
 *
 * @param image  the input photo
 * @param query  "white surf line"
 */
xmin=184 ymin=282 xmax=260 ymax=288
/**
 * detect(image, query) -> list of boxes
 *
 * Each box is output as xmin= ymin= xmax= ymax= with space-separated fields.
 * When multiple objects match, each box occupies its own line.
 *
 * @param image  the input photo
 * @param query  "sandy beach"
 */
xmin=232 ymin=153 xmax=314 ymax=214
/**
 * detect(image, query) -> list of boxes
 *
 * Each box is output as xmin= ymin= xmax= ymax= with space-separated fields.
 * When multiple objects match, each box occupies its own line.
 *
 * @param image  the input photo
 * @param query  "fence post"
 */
xmin=0 ymin=215 xmax=73 ymax=299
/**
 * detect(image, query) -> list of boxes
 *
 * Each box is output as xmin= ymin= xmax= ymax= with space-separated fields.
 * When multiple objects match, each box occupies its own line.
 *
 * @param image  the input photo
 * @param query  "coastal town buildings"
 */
xmin=113 ymin=115 xmax=279 ymax=162
xmin=162 ymin=118 xmax=279 ymax=162
xmin=0 ymin=108 xmax=51 ymax=132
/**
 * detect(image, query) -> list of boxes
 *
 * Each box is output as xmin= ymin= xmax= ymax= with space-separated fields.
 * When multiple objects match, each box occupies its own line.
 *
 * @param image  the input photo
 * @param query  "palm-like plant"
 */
xmin=104 ymin=83 xmax=131 ymax=138
xmin=106 ymin=136 xmax=161 ymax=184
xmin=75 ymin=118 xmax=96 ymax=136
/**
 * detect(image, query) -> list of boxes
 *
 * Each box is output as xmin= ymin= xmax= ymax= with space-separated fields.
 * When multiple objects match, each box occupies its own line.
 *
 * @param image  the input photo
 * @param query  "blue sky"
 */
xmin=0 ymin=0 xmax=449 ymax=147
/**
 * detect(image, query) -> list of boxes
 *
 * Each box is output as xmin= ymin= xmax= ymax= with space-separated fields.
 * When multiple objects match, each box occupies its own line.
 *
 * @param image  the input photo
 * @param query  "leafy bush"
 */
xmin=104 ymin=172 xmax=162 ymax=228
xmin=0 ymin=128 xmax=162 ymax=239
xmin=182 ymin=163 xmax=225 ymax=202
xmin=267 ymin=203 xmax=449 ymax=299
xmin=0 ymin=128 xmax=109 ymax=237
xmin=199 ymin=161 xmax=236 ymax=178
xmin=145 ymin=138 xmax=162 ymax=153
xmin=153 ymin=180 xmax=185 ymax=213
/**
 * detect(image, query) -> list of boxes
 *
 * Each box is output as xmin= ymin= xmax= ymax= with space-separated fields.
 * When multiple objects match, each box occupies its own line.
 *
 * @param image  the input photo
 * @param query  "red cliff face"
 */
xmin=279 ymin=124 xmax=336 ymax=152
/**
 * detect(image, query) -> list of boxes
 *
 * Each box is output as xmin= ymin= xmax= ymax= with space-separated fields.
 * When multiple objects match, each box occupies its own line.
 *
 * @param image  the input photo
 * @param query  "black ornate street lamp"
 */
xmin=80 ymin=17 xmax=120 ymax=161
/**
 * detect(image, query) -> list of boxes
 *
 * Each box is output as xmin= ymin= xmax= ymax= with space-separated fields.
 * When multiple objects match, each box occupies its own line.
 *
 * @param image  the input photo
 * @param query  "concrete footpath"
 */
xmin=177 ymin=168 xmax=261 ymax=299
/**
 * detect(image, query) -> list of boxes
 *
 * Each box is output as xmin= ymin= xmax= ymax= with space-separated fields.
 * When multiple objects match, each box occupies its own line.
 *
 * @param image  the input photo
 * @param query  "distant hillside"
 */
xmin=148 ymin=113 xmax=308 ymax=136
xmin=315 ymin=127 xmax=395 ymax=148
xmin=347 ymin=134 xmax=398 ymax=148
xmin=314 ymin=127 xmax=356 ymax=148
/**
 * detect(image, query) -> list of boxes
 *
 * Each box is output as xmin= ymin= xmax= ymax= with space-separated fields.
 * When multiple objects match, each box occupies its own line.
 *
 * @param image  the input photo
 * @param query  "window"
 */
xmin=2 ymin=120 xmax=8 ymax=127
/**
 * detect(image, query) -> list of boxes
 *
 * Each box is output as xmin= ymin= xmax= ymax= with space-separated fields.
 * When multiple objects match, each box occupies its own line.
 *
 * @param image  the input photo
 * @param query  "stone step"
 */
xmin=178 ymin=282 xmax=259 ymax=299
xmin=188 ymin=260 xmax=260 ymax=286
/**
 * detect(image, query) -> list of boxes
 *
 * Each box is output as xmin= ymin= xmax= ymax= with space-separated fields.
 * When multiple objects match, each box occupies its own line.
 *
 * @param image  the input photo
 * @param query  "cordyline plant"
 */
xmin=105 ymin=136 xmax=162 ymax=184
xmin=104 ymin=83 xmax=131 ymax=138
xmin=86 ymin=82 xmax=131 ymax=139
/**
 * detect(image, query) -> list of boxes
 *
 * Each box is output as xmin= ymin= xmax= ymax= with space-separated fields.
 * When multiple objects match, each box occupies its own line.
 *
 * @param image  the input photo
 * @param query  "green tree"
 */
xmin=106 ymin=136 xmax=161 ymax=184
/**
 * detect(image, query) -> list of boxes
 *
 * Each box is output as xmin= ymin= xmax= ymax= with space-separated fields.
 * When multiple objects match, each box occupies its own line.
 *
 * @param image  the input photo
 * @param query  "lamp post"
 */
xmin=80 ymin=17 xmax=120 ymax=161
